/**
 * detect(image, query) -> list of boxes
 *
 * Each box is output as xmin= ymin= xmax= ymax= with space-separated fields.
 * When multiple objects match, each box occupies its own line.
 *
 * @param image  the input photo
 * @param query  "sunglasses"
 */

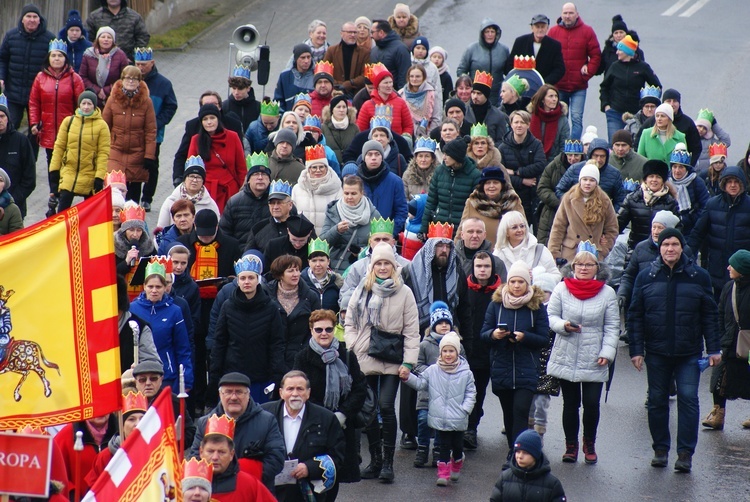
xmin=136 ymin=376 xmax=161 ymax=383
xmin=313 ymin=327 xmax=334 ymax=334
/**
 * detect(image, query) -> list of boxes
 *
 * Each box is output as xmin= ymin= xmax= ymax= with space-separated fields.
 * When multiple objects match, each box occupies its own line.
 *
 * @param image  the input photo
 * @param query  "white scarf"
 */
xmin=331 ymin=116 xmax=349 ymax=130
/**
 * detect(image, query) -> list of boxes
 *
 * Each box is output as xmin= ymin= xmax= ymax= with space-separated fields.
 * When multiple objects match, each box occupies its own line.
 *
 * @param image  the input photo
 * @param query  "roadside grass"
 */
xmin=149 ymin=9 xmax=220 ymax=49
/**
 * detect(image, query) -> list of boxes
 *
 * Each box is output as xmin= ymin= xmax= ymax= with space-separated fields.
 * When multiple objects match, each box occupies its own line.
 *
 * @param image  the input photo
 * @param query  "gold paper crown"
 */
xmin=473 ymin=70 xmax=493 ymax=89
xmin=427 ymin=222 xmax=454 ymax=240
xmin=183 ymin=458 xmax=214 ymax=484
xmin=370 ymin=217 xmax=394 ymax=236
xmin=123 ymin=391 xmax=148 ymax=415
xmin=18 ymin=425 xmax=49 ymax=435
xmin=0 ymin=286 xmax=15 ymax=303
xmin=145 ymin=256 xmax=173 ymax=279
xmin=308 ymin=237 xmax=330 ymax=257
xmin=205 ymin=414 xmax=236 ymax=440
xmin=119 ymin=205 xmax=146 ymax=225
xmin=314 ymin=60 xmax=334 ymax=76
xmin=709 ymin=142 xmax=728 ymax=158
xmin=105 ymin=170 xmax=127 ymax=187
xmin=370 ymin=62 xmax=390 ymax=79
xmin=513 ymin=55 xmax=536 ymax=70
xmin=305 ymin=144 xmax=327 ymax=163
xmin=363 ymin=64 xmax=375 ymax=82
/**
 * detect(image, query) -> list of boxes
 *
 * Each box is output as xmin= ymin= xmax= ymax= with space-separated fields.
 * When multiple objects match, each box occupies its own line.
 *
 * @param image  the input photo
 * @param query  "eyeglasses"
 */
xmin=308 ymin=165 xmax=327 ymax=172
xmin=136 ymin=376 xmax=161 ymax=383
xmin=574 ymin=263 xmax=597 ymax=268
xmin=186 ymin=174 xmax=203 ymax=180
xmin=342 ymin=30 xmax=357 ymax=34
xmin=313 ymin=327 xmax=334 ymax=334
xmin=220 ymin=389 xmax=249 ymax=397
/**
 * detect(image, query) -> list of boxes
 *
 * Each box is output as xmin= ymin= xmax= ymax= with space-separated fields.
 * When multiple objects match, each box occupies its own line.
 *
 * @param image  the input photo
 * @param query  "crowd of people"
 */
xmin=1 ymin=1 xmax=750 ymax=501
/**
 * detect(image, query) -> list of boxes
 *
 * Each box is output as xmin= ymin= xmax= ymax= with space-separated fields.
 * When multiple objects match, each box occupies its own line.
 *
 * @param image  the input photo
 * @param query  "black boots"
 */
xmin=361 ymin=428 xmax=382 ymax=479
xmin=379 ymin=446 xmax=395 ymax=482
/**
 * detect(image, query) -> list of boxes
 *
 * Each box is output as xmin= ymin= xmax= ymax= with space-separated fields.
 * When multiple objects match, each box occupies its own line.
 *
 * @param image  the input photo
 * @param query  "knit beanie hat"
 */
xmin=362 ymin=139 xmax=384 ymax=157
xmin=514 ymin=430 xmax=543 ymax=462
xmin=199 ymin=103 xmax=221 ymax=121
xmin=654 ymin=103 xmax=674 ymax=122
xmin=611 ymin=129 xmax=633 ymax=146
xmin=412 ymin=37 xmax=429 ymax=53
xmin=439 ymin=331 xmax=461 ymax=353
xmin=21 ymin=4 xmax=42 ymax=18
xmin=96 ymin=26 xmax=116 ymax=42
xmin=329 ymin=94 xmax=349 ymax=113
xmin=184 ymin=160 xmax=207 ymax=181
xmin=354 ymin=16 xmax=372 ymax=29
xmin=507 ymin=260 xmax=531 ymax=285
xmin=0 ymin=168 xmax=11 ymax=190
xmin=533 ymin=272 xmax=559 ymax=293
xmin=274 ymin=128 xmax=298 ymax=146
xmin=642 ymin=159 xmax=669 ymax=181
xmin=729 ymin=250 xmax=750 ymax=276
xmin=611 ymin=15 xmax=628 ymax=34
xmin=64 ymin=9 xmax=84 ymax=31
xmin=429 ymin=46 xmax=447 ymax=65
xmin=617 ymin=35 xmax=638 ymax=57
xmin=78 ymin=90 xmax=97 ymax=107
xmin=657 ymin=227 xmax=685 ymax=248
xmin=578 ymin=161 xmax=600 ymax=184
xmin=394 ymin=3 xmax=411 ymax=16
xmin=444 ymin=98 xmax=466 ymax=115
xmin=581 ymin=126 xmax=598 ymax=145
xmin=341 ymin=162 xmax=358 ymax=177
xmin=111 ymin=189 xmax=126 ymax=210
xmin=429 ymin=301 xmax=453 ymax=330
xmin=293 ymin=43 xmax=312 ymax=63
xmin=443 ymin=137 xmax=469 ymax=164
xmin=652 ymin=210 xmax=680 ymax=229
xmin=662 ymin=88 xmax=681 ymax=103
xmin=370 ymin=242 xmax=398 ymax=269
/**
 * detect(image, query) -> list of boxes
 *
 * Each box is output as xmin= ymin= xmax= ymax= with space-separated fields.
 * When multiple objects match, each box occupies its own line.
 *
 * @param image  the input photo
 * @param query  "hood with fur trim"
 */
xmin=491 ymin=284 xmax=545 ymax=310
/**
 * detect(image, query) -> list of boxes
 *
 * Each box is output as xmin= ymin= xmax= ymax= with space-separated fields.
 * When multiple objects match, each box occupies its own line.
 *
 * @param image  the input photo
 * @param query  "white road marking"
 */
xmin=661 ymin=0 xmax=692 ymax=16
xmin=679 ymin=0 xmax=711 ymax=16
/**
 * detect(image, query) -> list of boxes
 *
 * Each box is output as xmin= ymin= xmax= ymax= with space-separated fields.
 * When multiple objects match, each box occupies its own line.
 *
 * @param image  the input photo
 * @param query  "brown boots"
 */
xmin=701 ymin=404 xmax=725 ymax=430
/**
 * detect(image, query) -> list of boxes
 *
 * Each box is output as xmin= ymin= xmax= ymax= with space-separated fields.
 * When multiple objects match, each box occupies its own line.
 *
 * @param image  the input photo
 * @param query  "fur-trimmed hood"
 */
xmin=321 ymin=104 xmax=357 ymax=123
xmin=491 ymin=284 xmax=545 ymax=310
xmin=388 ymin=14 xmax=420 ymax=38
xmin=559 ymin=261 xmax=612 ymax=282
xmin=109 ymin=80 xmax=151 ymax=108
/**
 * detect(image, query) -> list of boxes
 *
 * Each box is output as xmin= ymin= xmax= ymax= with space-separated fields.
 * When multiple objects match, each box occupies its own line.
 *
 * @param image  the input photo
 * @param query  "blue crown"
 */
xmin=563 ymin=140 xmax=584 ymax=154
xmin=640 ymin=85 xmax=661 ymax=100
xmin=414 ymin=137 xmax=437 ymax=153
xmin=304 ymin=115 xmax=322 ymax=131
xmin=185 ymin=155 xmax=205 ymax=172
xmin=670 ymin=150 xmax=691 ymax=166
xmin=370 ymin=116 xmax=392 ymax=130
xmin=231 ymin=65 xmax=251 ymax=80
xmin=622 ymin=178 xmax=639 ymax=192
xmin=234 ymin=255 xmax=263 ymax=276
xmin=49 ymin=38 xmax=67 ymax=53
xmin=373 ymin=104 xmax=393 ymax=118
xmin=293 ymin=93 xmax=311 ymax=108
xmin=577 ymin=240 xmax=598 ymax=258
xmin=312 ymin=455 xmax=337 ymax=493
xmin=0 ymin=94 xmax=7 ymax=109
xmin=134 ymin=47 xmax=153 ymax=61
xmin=269 ymin=180 xmax=293 ymax=198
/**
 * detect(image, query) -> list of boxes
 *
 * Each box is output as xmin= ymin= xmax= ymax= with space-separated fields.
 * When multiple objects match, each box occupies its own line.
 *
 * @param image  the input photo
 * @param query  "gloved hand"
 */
xmin=93 ymin=178 xmax=104 ymax=193
xmin=173 ymin=177 xmax=183 ymax=187
xmin=334 ymin=411 xmax=347 ymax=429
xmin=555 ymin=258 xmax=568 ymax=268
xmin=144 ymin=158 xmax=158 ymax=171
xmin=49 ymin=170 xmax=61 ymax=193
xmin=416 ymin=232 xmax=426 ymax=243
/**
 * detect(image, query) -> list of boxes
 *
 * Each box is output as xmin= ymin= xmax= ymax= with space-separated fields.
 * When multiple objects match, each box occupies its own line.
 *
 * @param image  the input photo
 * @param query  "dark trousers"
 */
xmin=365 ymin=374 xmax=399 ymax=447
xmin=436 ymin=430 xmax=464 ymax=462
xmin=468 ymin=368 xmax=490 ymax=431
xmin=495 ymin=388 xmax=534 ymax=449
xmin=58 ymin=190 xmax=92 ymax=211
xmin=126 ymin=182 xmax=143 ymax=205
xmin=559 ymin=380 xmax=603 ymax=442
xmin=141 ymin=143 xmax=161 ymax=203
xmin=9 ymin=101 xmax=38 ymax=160
xmin=192 ymin=297 xmax=214 ymax=412
xmin=399 ymin=381 xmax=418 ymax=437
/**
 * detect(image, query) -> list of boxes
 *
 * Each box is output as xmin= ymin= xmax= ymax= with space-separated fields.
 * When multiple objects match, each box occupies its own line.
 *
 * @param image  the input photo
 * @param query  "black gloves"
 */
xmin=94 ymin=178 xmax=104 ymax=193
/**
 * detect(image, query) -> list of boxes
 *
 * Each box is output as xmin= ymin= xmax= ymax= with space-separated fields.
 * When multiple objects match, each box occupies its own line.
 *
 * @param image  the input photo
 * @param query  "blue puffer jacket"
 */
xmin=628 ymin=254 xmax=720 ymax=358
xmin=687 ymin=167 xmax=750 ymax=293
xmin=555 ymin=139 xmax=627 ymax=210
xmin=273 ymin=68 xmax=314 ymax=111
xmin=356 ymin=162 xmax=408 ymax=235
xmin=0 ymin=14 xmax=55 ymax=105
xmin=143 ymin=65 xmax=178 ymax=143
xmin=245 ymin=118 xmax=276 ymax=154
xmin=481 ymin=285 xmax=549 ymax=392
xmin=130 ymin=293 xmax=194 ymax=389
xmin=58 ymin=27 xmax=92 ymax=73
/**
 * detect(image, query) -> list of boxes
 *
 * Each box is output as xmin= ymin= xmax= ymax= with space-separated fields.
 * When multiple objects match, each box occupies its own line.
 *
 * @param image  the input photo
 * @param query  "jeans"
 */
xmin=366 ymin=374 xmax=400 ymax=447
xmin=468 ymin=368 xmax=490 ymax=431
xmin=417 ymin=408 xmax=442 ymax=449
xmin=645 ymin=352 xmax=700 ymax=454
xmin=605 ymin=109 xmax=626 ymax=143
xmin=436 ymin=430 xmax=464 ymax=462
xmin=529 ymin=394 xmax=550 ymax=427
xmin=495 ymin=388 xmax=535 ymax=449
xmin=558 ymin=89 xmax=587 ymax=141
xmin=559 ymin=380 xmax=603 ymax=442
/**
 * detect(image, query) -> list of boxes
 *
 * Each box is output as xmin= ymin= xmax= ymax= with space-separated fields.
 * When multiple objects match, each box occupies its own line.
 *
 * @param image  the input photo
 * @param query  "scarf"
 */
xmin=179 ymin=183 xmax=207 ymax=204
xmin=122 ymin=85 xmax=138 ymax=99
xmin=472 ymin=100 xmax=490 ymax=124
xmin=530 ymin=105 xmax=563 ymax=156
xmin=467 ymin=189 xmax=518 ymax=218
xmin=467 ymin=274 xmax=502 ymax=293
xmin=641 ymin=182 xmax=670 ymax=206
xmin=331 ymin=115 xmax=349 ymax=130
xmin=437 ymin=354 xmax=460 ymax=373
xmin=502 ymin=286 xmax=534 ymax=309
xmin=307 ymin=267 xmax=332 ymax=291
xmin=404 ymin=85 xmax=433 ymax=124
xmin=0 ymin=191 xmax=11 ymax=209
xmin=670 ymin=173 xmax=697 ymax=212
xmin=336 ymin=195 xmax=372 ymax=226
xmin=352 ymin=278 xmax=399 ymax=331
xmin=409 ymin=240 xmax=459 ymax=325
xmin=91 ymin=47 xmax=119 ymax=88
xmin=299 ymin=168 xmax=338 ymax=193
xmin=563 ymin=277 xmax=606 ymax=300
xmin=276 ymin=282 xmax=299 ymax=315
xmin=85 ymin=420 xmax=109 ymax=446
xmin=191 ymin=241 xmax=220 ymax=299
xmin=308 ymin=337 xmax=352 ymax=410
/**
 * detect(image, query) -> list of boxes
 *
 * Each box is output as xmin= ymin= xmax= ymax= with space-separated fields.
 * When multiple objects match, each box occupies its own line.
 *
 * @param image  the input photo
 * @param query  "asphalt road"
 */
xmin=14 ymin=0 xmax=750 ymax=499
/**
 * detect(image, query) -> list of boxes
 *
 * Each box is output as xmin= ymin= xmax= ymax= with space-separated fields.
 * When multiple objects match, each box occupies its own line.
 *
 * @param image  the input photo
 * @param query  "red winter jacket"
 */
xmin=547 ymin=17 xmax=601 ymax=93
xmin=53 ymin=419 xmax=117 ymax=499
xmin=28 ymin=66 xmax=85 ymax=149
xmin=357 ymin=89 xmax=414 ymax=136
xmin=188 ymin=129 xmax=246 ymax=213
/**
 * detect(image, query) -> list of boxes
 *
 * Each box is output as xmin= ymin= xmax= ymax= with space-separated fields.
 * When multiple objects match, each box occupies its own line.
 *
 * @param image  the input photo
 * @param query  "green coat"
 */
xmin=536 ymin=153 xmax=569 ymax=245
xmin=637 ymin=127 xmax=686 ymax=164
xmin=0 ymin=201 xmax=22 ymax=235
xmin=420 ymin=156 xmax=482 ymax=233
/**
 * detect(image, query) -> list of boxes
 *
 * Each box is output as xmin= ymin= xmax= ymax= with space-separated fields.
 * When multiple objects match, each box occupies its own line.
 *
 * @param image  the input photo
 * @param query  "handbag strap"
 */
xmin=532 ymin=244 xmax=544 ymax=268
xmin=732 ymin=282 xmax=742 ymax=327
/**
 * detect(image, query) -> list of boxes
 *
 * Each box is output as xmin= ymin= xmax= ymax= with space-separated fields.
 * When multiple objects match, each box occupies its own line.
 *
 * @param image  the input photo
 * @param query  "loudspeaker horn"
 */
xmin=232 ymin=24 xmax=259 ymax=52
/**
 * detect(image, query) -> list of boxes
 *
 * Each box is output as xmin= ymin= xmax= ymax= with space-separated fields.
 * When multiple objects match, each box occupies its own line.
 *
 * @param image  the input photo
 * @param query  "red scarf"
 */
xmin=530 ymin=105 xmax=563 ymax=156
xmin=467 ymin=274 xmax=502 ymax=292
xmin=563 ymin=277 xmax=606 ymax=300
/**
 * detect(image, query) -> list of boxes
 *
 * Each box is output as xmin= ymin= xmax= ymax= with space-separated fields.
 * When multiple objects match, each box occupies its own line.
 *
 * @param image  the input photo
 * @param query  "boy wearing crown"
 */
xmin=465 ymin=71 xmax=508 ymax=144
xmin=224 ymin=65 xmax=261 ymax=132
xmin=310 ymin=61 xmax=336 ymax=117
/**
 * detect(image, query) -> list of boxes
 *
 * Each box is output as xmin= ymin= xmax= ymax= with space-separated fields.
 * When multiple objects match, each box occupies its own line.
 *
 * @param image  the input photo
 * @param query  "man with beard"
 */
xmin=464 ymin=71 xmax=508 ymax=144
xmin=309 ymin=62 xmax=335 ymax=117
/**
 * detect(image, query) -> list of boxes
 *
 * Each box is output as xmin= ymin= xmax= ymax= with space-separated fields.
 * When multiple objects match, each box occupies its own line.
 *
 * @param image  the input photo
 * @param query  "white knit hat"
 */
xmin=655 ymin=103 xmax=674 ymax=122
xmin=579 ymin=161 xmax=600 ymax=184
xmin=581 ymin=125 xmax=598 ymax=145
xmin=507 ymin=260 xmax=531 ymax=284
xmin=369 ymin=242 xmax=398 ymax=269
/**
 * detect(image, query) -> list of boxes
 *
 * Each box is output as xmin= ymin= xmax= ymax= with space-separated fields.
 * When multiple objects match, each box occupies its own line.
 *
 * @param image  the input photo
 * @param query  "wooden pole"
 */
xmin=178 ymin=364 xmax=188 ymax=460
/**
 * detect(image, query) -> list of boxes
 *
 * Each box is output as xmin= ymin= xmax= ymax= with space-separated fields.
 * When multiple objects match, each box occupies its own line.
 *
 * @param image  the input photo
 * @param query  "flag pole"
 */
xmin=129 ymin=320 xmax=140 ymax=367
xmin=73 ymin=430 xmax=84 ymax=502
xmin=178 ymin=364 xmax=188 ymax=459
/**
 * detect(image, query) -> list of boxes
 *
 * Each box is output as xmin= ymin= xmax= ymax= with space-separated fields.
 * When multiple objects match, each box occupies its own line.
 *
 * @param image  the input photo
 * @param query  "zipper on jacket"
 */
xmin=71 ymin=116 xmax=84 ymax=192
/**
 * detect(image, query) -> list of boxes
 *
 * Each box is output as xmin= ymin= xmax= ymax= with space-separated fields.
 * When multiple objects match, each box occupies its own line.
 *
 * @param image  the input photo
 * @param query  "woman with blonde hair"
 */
xmin=637 ymin=103 xmax=686 ymax=163
xmin=494 ymin=210 xmax=560 ymax=282
xmin=548 ymin=161 xmax=619 ymax=264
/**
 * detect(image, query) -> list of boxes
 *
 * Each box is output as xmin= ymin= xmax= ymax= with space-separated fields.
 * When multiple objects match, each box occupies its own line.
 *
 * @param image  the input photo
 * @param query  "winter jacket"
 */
xmin=527 ymin=101 xmax=570 ymax=161
xmin=481 ymin=285 xmax=549 ymax=392
xmin=610 ymin=148 xmax=647 ymax=182
xmin=322 ymin=41 xmax=371 ymax=94
xmin=220 ymin=181 xmax=271 ymax=245
xmin=114 ymin=226 xmax=156 ymax=279
xmin=547 ymin=266 xmax=619 ymax=382
xmin=600 ymin=59 xmax=660 ymax=114
xmin=617 ymin=187 xmax=679 ymax=249
xmin=628 ymin=254 xmax=720 ymax=358
xmin=222 ymin=89 xmax=261 ymax=132
xmin=266 ymin=280 xmax=321 ymax=371
xmin=210 ymin=285 xmax=285 ymax=389
xmin=465 ymin=103 xmax=509 ymax=145
xmin=623 ymin=110 xmax=647 ymax=146
xmin=456 ymin=18 xmax=510 ymax=106
xmin=413 ymin=333 xmax=467 ymax=409
xmin=129 ymin=293 xmax=193 ymax=389
xmin=547 ymin=16 xmax=601 ymax=92
xmin=637 ymin=108 xmax=702 ymax=166
xmin=268 ymin=150 xmax=305 ymax=186
xmin=156 ymin=184 xmax=220 ymax=229
xmin=357 ymin=89 xmax=414 ymax=136
xmin=714 ymin=277 xmax=750 ymax=399
xmin=536 ymin=153 xmax=570 ymax=245
xmin=102 ymin=80 xmax=156 ymax=182
xmin=187 ymin=128 xmax=246 ymax=212
xmin=338 ymin=247 xmax=411 ymax=310
xmin=0 ymin=123 xmax=35 ymax=214
xmin=85 ymin=0 xmax=150 ymax=61
xmin=455 ymin=239 xmax=506 ymax=279
xmin=369 ymin=30 xmax=412 ymax=89
xmin=493 ymin=230 xmax=561 ymax=283
xmin=357 ymin=162 xmax=408 ymax=234
xmin=28 ymin=66 xmax=84 ymax=149
xmin=244 ymin=214 xmax=302 ymax=253
xmin=548 ymin=187 xmax=619 ymax=263
xmin=344 ymin=281 xmax=420 ymax=375
xmin=79 ymin=47 xmax=130 ymax=107
xmin=402 ymin=158 xmax=436 ymax=199
xmin=388 ymin=14 xmax=421 ymax=48
xmin=420 ymin=157 xmax=483 ymax=233
xmin=59 ymin=26 xmax=92 ymax=73
xmin=320 ymin=199 xmax=381 ymax=274
xmin=406 ymin=357 xmax=476 ymax=431
xmin=273 ymin=67 xmax=314 ymax=111
xmin=411 ymin=56 xmax=443 ymax=103
xmin=669 ymin=170 xmax=710 ymax=236
xmin=637 ymin=127 xmax=687 ymax=164
xmin=399 ymin=81 xmax=441 ymax=133
xmin=696 ymin=122 xmax=731 ymax=175
xmin=177 ymin=228 xmax=242 ymax=281
xmin=598 ymin=36 xmax=645 ymax=76
xmin=505 ymin=33 xmax=566 ymax=85
xmin=291 ymin=170 xmax=343 ymax=235
xmin=0 ymin=201 xmax=22 ymax=235
xmin=321 ymin=118 xmax=359 ymax=165
xmin=466 ymin=272 xmax=503 ymax=371
xmin=49 ymin=108 xmax=110 ymax=195
xmin=490 ymin=453 xmax=567 ymax=502
xmin=555 ymin=140 xmax=627 ymax=209
xmin=171 ymin=271 xmax=201 ymax=336
xmin=245 ymin=117 xmax=277 ymax=155
xmin=499 ymin=130 xmax=547 ymax=207
xmin=143 ymin=65 xmax=177 ymax=143
xmin=0 ymin=13 xmax=55 ymax=106
xmin=456 ymin=187 xmax=524 ymax=246
xmin=190 ymin=400 xmax=285 ymax=492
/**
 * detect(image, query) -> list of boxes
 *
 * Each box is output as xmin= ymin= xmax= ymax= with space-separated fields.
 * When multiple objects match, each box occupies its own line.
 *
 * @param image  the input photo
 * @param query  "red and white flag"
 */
xmin=83 ymin=388 xmax=182 ymax=502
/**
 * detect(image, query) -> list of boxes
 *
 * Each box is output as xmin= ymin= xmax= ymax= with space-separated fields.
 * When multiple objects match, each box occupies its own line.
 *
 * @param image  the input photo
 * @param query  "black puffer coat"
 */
xmin=0 ymin=13 xmax=55 ymax=105
xmin=713 ymin=277 xmax=750 ymax=399
xmin=498 ymin=130 xmax=547 ymax=209
xmin=0 ymin=122 xmax=35 ymax=215
xmin=617 ymin=187 xmax=678 ymax=249
xmin=266 ymin=279 xmax=322 ymax=371
xmin=490 ymin=453 xmax=567 ymax=502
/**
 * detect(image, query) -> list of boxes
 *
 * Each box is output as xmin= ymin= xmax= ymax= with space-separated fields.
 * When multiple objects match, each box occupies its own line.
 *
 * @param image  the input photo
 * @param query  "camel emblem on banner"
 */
xmin=0 ymin=286 xmax=61 ymax=401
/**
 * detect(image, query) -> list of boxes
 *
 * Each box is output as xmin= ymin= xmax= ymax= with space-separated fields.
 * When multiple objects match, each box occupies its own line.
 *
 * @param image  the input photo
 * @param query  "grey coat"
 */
xmin=414 ymin=333 xmax=466 ymax=410
xmin=320 ymin=200 xmax=381 ymax=274
xmin=546 ymin=265 xmax=620 ymax=383
xmin=456 ymin=18 xmax=510 ymax=106
xmin=405 ymin=357 xmax=476 ymax=431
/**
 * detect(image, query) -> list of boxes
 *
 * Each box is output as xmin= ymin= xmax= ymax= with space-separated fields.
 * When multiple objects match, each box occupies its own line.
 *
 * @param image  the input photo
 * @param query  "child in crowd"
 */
xmin=402 ymin=331 xmax=476 ymax=486
xmin=490 ymin=430 xmax=567 ymax=502
xmin=0 ymin=168 xmax=23 ymax=235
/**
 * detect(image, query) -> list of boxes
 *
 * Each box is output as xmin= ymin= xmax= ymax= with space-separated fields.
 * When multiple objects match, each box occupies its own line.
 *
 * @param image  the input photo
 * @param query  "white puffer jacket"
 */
xmin=546 ymin=265 xmax=620 ymax=383
xmin=291 ymin=168 xmax=343 ymax=235
xmin=156 ymin=185 xmax=220 ymax=229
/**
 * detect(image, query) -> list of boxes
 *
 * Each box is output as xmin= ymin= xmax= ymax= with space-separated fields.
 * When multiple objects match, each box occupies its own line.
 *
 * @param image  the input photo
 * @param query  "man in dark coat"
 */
xmin=505 ymin=14 xmax=565 ymax=85
xmin=264 ymin=215 xmax=316 ymax=272
xmin=244 ymin=181 xmax=303 ymax=252
xmin=628 ymin=228 xmax=721 ymax=473
xmin=464 ymin=75 xmax=508 ymax=145
xmin=0 ymin=101 xmax=35 ymax=217
xmin=454 ymin=217 xmax=507 ymax=279
xmin=261 ymin=371 xmax=345 ymax=502
xmin=223 ymin=67 xmax=261 ymax=132
xmin=85 ymin=0 xmax=150 ymax=62
xmin=369 ymin=20 xmax=411 ymax=89
xmin=220 ymin=162 xmax=272 ymax=244
xmin=323 ymin=22 xmax=371 ymax=97
xmin=0 ymin=4 xmax=55 ymax=129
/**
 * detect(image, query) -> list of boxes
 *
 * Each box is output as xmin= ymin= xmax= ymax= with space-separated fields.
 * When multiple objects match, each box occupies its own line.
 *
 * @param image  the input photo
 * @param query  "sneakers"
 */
xmin=674 ymin=452 xmax=692 ymax=473
xmin=449 ymin=454 xmax=464 ymax=482
xmin=582 ymin=437 xmax=597 ymax=464
xmin=701 ymin=404 xmax=725 ymax=430
xmin=413 ymin=445 xmax=429 ymax=468
xmin=436 ymin=461 xmax=450 ymax=486
xmin=562 ymin=442 xmax=578 ymax=463
xmin=651 ymin=450 xmax=668 ymax=468
xmin=141 ymin=201 xmax=151 ymax=212
xmin=463 ymin=429 xmax=478 ymax=450
xmin=400 ymin=433 xmax=417 ymax=450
